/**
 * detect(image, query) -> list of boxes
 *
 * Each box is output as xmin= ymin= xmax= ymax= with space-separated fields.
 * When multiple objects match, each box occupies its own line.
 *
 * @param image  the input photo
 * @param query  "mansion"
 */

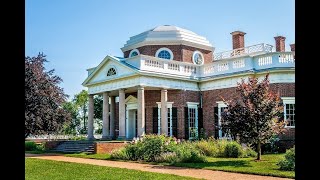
xmin=82 ymin=25 xmax=295 ymax=141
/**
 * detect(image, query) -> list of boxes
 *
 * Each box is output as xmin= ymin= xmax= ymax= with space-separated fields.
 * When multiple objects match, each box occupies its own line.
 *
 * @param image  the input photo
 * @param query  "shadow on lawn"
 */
xmin=174 ymin=160 xmax=252 ymax=168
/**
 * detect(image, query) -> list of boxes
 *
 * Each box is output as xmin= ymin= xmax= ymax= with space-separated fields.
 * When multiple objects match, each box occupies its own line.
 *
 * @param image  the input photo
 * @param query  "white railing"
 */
xmin=213 ymin=43 xmax=273 ymax=60
xmin=124 ymin=52 xmax=294 ymax=79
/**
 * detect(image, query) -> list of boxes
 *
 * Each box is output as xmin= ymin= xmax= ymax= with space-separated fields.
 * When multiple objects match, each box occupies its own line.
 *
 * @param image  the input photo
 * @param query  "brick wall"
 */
xmin=95 ymin=142 xmax=127 ymax=154
xmin=202 ymin=83 xmax=295 ymax=138
xmin=124 ymin=45 xmax=213 ymax=64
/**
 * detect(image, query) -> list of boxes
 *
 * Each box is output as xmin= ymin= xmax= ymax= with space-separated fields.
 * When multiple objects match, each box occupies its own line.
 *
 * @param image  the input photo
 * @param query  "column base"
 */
xmin=87 ymin=136 xmax=95 ymax=141
xmin=116 ymin=136 xmax=126 ymax=140
xmin=101 ymin=136 xmax=112 ymax=141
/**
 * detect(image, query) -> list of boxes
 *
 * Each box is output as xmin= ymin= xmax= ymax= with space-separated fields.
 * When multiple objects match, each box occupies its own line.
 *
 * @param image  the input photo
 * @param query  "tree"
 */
xmin=25 ymin=53 xmax=71 ymax=138
xmin=73 ymin=90 xmax=88 ymax=133
xmin=61 ymin=101 xmax=80 ymax=135
xmin=220 ymin=74 xmax=285 ymax=160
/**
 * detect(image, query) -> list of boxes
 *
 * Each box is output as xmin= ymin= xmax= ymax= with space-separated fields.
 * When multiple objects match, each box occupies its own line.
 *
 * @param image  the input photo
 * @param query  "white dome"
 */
xmin=121 ymin=25 xmax=213 ymax=52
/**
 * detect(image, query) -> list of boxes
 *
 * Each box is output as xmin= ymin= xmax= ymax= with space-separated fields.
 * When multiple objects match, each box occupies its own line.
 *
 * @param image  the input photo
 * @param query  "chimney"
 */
xmin=231 ymin=31 xmax=246 ymax=49
xmin=274 ymin=36 xmax=286 ymax=52
xmin=290 ymin=43 xmax=295 ymax=52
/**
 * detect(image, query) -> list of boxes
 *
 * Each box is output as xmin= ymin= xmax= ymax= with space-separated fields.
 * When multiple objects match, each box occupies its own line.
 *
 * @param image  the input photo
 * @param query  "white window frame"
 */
xmin=281 ymin=97 xmax=295 ymax=128
xmin=192 ymin=51 xmax=204 ymax=65
xmin=129 ymin=49 xmax=140 ymax=57
xmin=187 ymin=102 xmax=199 ymax=140
xmin=155 ymin=47 xmax=174 ymax=60
xmin=217 ymin=101 xmax=228 ymax=139
xmin=106 ymin=66 xmax=117 ymax=77
xmin=156 ymin=102 xmax=174 ymax=136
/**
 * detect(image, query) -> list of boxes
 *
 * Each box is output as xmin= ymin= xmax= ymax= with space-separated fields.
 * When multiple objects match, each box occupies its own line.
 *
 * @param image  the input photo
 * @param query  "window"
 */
xmin=156 ymin=102 xmax=173 ymax=136
xmin=107 ymin=68 xmax=116 ymax=76
xmin=129 ymin=49 xmax=140 ymax=57
xmin=282 ymin=97 xmax=295 ymax=128
xmin=192 ymin=51 xmax=204 ymax=65
xmin=187 ymin=102 xmax=199 ymax=139
xmin=155 ymin=48 xmax=174 ymax=60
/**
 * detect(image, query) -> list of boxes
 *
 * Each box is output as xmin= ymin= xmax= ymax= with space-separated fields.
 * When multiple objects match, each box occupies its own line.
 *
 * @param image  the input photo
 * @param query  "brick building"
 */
xmin=82 ymin=25 xmax=295 ymax=142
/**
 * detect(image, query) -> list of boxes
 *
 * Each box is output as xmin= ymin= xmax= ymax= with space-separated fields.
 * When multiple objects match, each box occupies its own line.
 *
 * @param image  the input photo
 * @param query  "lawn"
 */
xmin=174 ymin=154 xmax=294 ymax=179
xmin=25 ymin=158 xmax=198 ymax=180
xmin=64 ymin=153 xmax=294 ymax=179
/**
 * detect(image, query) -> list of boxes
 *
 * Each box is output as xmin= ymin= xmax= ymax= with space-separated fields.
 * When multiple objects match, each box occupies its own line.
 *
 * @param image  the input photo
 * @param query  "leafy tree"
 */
xmin=25 ymin=53 xmax=71 ymax=138
xmin=220 ymin=74 xmax=285 ymax=160
xmin=94 ymin=95 xmax=103 ymax=120
xmin=61 ymin=101 xmax=80 ymax=135
xmin=73 ymin=90 xmax=88 ymax=133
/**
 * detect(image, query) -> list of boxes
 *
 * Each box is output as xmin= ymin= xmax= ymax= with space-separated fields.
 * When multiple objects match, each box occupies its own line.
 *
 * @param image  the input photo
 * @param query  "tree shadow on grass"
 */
xmin=174 ymin=160 xmax=252 ymax=169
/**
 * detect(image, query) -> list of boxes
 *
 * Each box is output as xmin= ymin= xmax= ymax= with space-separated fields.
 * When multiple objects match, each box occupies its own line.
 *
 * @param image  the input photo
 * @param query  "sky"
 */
xmin=25 ymin=0 xmax=295 ymax=100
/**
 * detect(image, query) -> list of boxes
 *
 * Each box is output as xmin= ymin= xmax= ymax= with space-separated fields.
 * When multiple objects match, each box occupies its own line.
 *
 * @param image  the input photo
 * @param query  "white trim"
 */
xmin=129 ymin=49 xmax=140 ymax=57
xmin=192 ymin=51 xmax=204 ymax=65
xmin=106 ymin=65 xmax=117 ymax=77
xmin=155 ymin=47 xmax=174 ymax=60
xmin=156 ymin=102 xmax=173 ymax=108
xmin=187 ymin=104 xmax=198 ymax=139
xmin=281 ymin=97 xmax=295 ymax=128
xmin=186 ymin=102 xmax=199 ymax=108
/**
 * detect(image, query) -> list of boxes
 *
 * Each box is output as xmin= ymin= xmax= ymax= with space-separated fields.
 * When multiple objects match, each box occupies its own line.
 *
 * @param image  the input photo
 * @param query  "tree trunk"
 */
xmin=257 ymin=141 xmax=261 ymax=160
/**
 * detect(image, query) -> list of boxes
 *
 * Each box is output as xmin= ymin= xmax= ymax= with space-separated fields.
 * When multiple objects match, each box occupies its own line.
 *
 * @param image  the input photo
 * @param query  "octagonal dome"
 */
xmin=121 ymin=25 xmax=214 ymax=52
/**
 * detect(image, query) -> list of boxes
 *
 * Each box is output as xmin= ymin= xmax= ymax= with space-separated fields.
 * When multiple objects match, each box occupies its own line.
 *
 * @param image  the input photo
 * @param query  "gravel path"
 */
xmin=25 ymin=153 xmax=292 ymax=180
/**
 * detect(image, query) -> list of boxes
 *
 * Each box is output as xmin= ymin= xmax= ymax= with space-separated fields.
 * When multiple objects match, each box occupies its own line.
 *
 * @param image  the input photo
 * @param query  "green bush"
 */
xmin=155 ymin=152 xmax=178 ymax=163
xmin=110 ymin=147 xmax=130 ymax=160
xmin=224 ymin=141 xmax=243 ymax=158
xmin=25 ymin=141 xmax=45 ymax=151
xmin=194 ymin=140 xmax=217 ymax=157
xmin=277 ymin=147 xmax=295 ymax=171
xmin=68 ymin=136 xmax=86 ymax=141
xmin=215 ymin=139 xmax=228 ymax=157
xmin=174 ymin=142 xmax=206 ymax=163
xmin=243 ymin=147 xmax=257 ymax=157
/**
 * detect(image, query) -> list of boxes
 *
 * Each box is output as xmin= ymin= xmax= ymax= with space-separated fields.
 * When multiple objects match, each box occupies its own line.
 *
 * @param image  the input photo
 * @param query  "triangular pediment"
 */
xmin=82 ymin=55 xmax=138 ymax=86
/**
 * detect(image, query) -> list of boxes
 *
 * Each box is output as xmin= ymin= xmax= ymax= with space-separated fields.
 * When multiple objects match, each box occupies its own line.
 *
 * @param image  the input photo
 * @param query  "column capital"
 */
xmin=88 ymin=94 xmax=94 ymax=98
xmin=161 ymin=89 xmax=167 ymax=92
xmin=119 ymin=89 xmax=126 ymax=93
xmin=103 ymin=91 xmax=110 ymax=94
xmin=137 ymin=86 xmax=145 ymax=90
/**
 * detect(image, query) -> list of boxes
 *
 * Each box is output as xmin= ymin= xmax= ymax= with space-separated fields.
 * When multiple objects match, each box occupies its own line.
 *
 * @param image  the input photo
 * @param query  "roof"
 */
xmin=121 ymin=25 xmax=213 ymax=52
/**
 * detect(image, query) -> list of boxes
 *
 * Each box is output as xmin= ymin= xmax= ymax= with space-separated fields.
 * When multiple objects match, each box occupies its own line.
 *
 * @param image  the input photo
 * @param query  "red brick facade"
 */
xmin=124 ymin=45 xmax=213 ymax=64
xmin=95 ymin=142 xmax=127 ymax=154
xmin=274 ymin=36 xmax=286 ymax=52
xmin=112 ymin=83 xmax=294 ymax=140
xmin=202 ymin=83 xmax=295 ymax=139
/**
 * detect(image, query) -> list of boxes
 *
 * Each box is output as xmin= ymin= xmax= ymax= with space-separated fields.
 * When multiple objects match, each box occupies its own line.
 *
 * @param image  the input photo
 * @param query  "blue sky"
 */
xmin=25 ymin=0 xmax=295 ymax=100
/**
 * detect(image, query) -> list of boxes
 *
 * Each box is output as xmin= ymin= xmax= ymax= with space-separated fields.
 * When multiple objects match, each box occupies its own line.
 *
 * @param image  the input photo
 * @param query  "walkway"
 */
xmin=25 ymin=153 xmax=292 ymax=180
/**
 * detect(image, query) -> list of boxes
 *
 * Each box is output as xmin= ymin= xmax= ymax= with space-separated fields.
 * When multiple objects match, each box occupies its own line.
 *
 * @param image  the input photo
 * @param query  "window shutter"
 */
xmin=172 ymin=107 xmax=178 ymax=138
xmin=184 ymin=107 xmax=189 ymax=140
xmin=198 ymin=107 xmax=203 ymax=137
xmin=152 ymin=107 xmax=158 ymax=134
xmin=214 ymin=107 xmax=219 ymax=139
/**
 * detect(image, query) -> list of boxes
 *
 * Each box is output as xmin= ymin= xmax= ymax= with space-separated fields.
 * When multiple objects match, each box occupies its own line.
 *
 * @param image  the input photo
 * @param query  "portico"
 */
xmin=86 ymin=86 xmax=169 ymax=140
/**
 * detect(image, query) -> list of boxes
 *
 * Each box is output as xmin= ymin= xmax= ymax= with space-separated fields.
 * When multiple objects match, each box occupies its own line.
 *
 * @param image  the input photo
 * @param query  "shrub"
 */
xmin=110 ymin=147 xmax=130 ymax=160
xmin=174 ymin=142 xmax=207 ymax=163
xmin=25 ymin=141 xmax=38 ymax=151
xmin=262 ymin=135 xmax=280 ymax=154
xmin=243 ymin=147 xmax=257 ymax=157
xmin=224 ymin=141 xmax=243 ymax=158
xmin=155 ymin=152 xmax=178 ymax=163
xmin=25 ymin=141 xmax=45 ymax=151
xmin=194 ymin=140 xmax=217 ymax=157
xmin=215 ymin=139 xmax=228 ymax=157
xmin=68 ymin=136 xmax=86 ymax=141
xmin=277 ymin=147 xmax=295 ymax=171
xmin=141 ymin=134 xmax=168 ymax=162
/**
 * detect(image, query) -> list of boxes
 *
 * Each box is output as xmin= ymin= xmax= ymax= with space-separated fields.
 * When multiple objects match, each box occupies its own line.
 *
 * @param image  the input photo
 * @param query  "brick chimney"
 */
xmin=290 ymin=43 xmax=295 ymax=51
xmin=231 ymin=31 xmax=246 ymax=49
xmin=274 ymin=36 xmax=286 ymax=52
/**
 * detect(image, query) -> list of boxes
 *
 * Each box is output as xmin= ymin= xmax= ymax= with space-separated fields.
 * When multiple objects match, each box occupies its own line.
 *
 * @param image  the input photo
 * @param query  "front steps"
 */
xmin=52 ymin=141 xmax=95 ymax=154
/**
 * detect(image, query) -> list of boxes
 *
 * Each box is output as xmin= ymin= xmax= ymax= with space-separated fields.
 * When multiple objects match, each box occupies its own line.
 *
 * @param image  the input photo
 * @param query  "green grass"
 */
xmin=63 ymin=153 xmax=294 ymax=179
xmin=173 ymin=154 xmax=294 ymax=179
xmin=65 ymin=153 xmax=112 ymax=160
xmin=26 ymin=158 xmax=199 ymax=180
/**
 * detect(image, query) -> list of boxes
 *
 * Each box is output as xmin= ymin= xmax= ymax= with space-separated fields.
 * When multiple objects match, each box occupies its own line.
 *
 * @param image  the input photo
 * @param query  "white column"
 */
xmin=137 ymin=86 xmax=145 ymax=137
xmin=110 ymin=96 xmax=116 ymax=139
xmin=102 ymin=92 xmax=110 ymax=140
xmin=118 ymin=89 xmax=126 ymax=139
xmin=161 ymin=89 xmax=168 ymax=135
xmin=87 ymin=94 xmax=95 ymax=140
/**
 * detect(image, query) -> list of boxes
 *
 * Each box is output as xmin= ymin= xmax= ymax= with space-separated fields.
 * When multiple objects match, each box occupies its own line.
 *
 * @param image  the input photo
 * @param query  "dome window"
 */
xmin=192 ymin=51 xmax=204 ymax=65
xmin=129 ymin=49 xmax=140 ymax=57
xmin=155 ymin=48 xmax=173 ymax=60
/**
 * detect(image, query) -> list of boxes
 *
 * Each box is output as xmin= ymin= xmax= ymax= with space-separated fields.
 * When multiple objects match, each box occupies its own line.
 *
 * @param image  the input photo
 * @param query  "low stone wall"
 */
xmin=95 ymin=142 xmax=127 ymax=154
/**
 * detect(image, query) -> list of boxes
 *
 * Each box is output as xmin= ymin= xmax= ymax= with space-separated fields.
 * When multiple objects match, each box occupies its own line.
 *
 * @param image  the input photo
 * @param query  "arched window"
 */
xmin=155 ymin=48 xmax=173 ymax=60
xmin=107 ymin=68 xmax=116 ymax=76
xmin=192 ymin=51 xmax=204 ymax=65
xmin=129 ymin=49 xmax=140 ymax=57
